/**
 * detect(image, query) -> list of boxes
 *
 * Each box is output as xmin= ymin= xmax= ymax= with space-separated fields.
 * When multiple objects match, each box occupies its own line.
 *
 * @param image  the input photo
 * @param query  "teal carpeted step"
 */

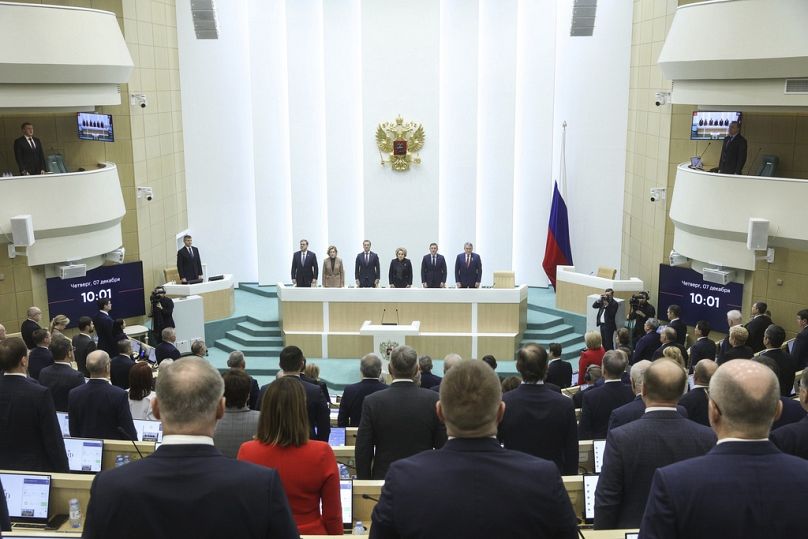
xmin=225 ymin=329 xmax=283 ymax=347
xmin=238 ymin=283 xmax=279 ymax=298
xmin=237 ymin=320 xmax=282 ymax=337
xmin=526 ymin=311 xmax=565 ymax=329
xmin=215 ymin=337 xmax=284 ymax=357
xmin=522 ymin=323 xmax=575 ymax=340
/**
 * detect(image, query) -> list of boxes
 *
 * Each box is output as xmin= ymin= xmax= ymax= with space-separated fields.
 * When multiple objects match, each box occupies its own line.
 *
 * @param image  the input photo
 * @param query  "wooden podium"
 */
xmin=358 ymin=320 xmax=421 ymax=357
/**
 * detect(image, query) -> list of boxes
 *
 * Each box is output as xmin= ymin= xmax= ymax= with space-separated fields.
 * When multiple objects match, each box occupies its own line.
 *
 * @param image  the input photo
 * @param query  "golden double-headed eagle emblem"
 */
xmin=375 ymin=115 xmax=425 ymax=172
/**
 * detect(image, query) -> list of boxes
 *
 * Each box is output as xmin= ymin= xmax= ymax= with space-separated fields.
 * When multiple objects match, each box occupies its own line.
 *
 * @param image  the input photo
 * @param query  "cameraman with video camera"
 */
xmin=150 ymin=286 xmax=175 ymax=344
xmin=593 ymin=288 xmax=618 ymax=351
xmin=627 ymin=291 xmax=655 ymax=347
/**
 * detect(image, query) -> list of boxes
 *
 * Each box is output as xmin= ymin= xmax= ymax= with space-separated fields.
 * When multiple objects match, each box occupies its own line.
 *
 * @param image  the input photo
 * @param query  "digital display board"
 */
xmin=657 ymin=264 xmax=743 ymax=334
xmin=46 ymin=261 xmax=145 ymax=327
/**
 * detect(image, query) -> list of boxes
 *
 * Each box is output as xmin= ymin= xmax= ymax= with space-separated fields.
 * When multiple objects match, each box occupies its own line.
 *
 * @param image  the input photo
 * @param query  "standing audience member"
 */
xmin=678 ymin=359 xmax=718 ymax=426
xmin=652 ymin=327 xmax=688 ymax=364
xmin=20 ymin=306 xmax=42 ymax=349
xmin=38 ymin=337 xmax=84 ymax=411
xmin=190 ymin=340 xmax=208 ymax=359
xmin=481 ymin=354 xmax=498 ymax=373
xmin=388 ymin=247 xmax=413 ymax=288
xmin=110 ymin=340 xmax=136 ymax=389
xmin=49 ymin=315 xmax=69 ymax=340
xmin=418 ymin=355 xmax=442 ymax=388
xmin=592 ymin=289 xmax=618 ymax=351
xmin=753 ymin=356 xmax=806 ymax=431
xmin=790 ymin=308 xmax=808 ymax=370
xmin=745 ymin=302 xmax=772 ymax=353
xmin=578 ymin=331 xmax=606 ymax=385
xmin=214 ymin=369 xmax=261 ymax=459
xmin=227 ymin=350 xmax=261 ymax=410
xmin=662 ymin=345 xmax=686 ymax=370
xmin=150 ymin=286 xmax=175 ymax=344
xmin=627 ymin=291 xmax=655 ymax=346
xmin=716 ymin=309 xmax=744 ymax=363
xmin=27 ymin=329 xmax=53 ymax=380
xmin=631 ymin=318 xmax=661 ymax=364
xmin=608 ymin=360 xmax=652 ymax=432
xmin=83 ymin=358 xmax=298 ymax=538
xmin=665 ymin=305 xmax=687 ymax=346
xmin=573 ymin=365 xmax=602 ymax=409
xmin=759 ymin=324 xmax=796 ymax=397
xmin=501 ymin=376 xmax=522 ymax=393
xmin=371 ymin=360 xmax=578 ymax=539
xmin=689 ymin=320 xmax=717 ymax=367
xmin=771 ymin=369 xmax=808 ymax=459
xmin=430 ymin=353 xmax=462 ymax=392
xmin=304 ymin=362 xmax=331 ymax=404
xmin=337 ymin=353 xmax=387 ymax=427
xmin=640 ymin=360 xmax=808 ymax=538
xmin=127 ymin=362 xmax=156 ymax=421
xmin=546 ymin=343 xmax=572 ymax=388
xmin=616 ymin=328 xmax=632 ymax=351
xmin=239 ymin=376 xmax=342 ymax=535
xmin=93 ymin=299 xmax=115 ymax=356
xmin=579 ymin=350 xmax=634 ymax=440
xmin=72 ymin=316 xmax=96 ymax=376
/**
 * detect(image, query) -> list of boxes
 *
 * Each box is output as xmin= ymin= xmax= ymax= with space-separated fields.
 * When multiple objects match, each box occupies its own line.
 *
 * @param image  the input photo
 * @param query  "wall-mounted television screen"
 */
xmin=77 ymin=112 xmax=114 ymax=142
xmin=690 ymin=111 xmax=742 ymax=140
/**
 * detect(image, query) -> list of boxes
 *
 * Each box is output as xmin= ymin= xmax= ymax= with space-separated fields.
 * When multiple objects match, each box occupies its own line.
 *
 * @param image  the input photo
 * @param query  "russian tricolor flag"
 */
xmin=542 ymin=180 xmax=573 ymax=288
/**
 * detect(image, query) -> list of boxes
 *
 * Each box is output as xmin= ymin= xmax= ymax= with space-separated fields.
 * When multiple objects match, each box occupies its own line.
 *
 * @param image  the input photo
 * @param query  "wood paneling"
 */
xmin=477 ymin=336 xmax=519 ymax=360
xmin=406 ymin=335 xmax=471 ymax=360
xmin=283 ymin=333 xmax=322 ymax=357
xmin=477 ymin=303 xmax=520 ymax=332
xmin=328 ymin=302 xmax=472 ymax=332
xmin=281 ymin=302 xmax=324 ymax=332
xmin=327 ymin=335 xmax=374 ymax=358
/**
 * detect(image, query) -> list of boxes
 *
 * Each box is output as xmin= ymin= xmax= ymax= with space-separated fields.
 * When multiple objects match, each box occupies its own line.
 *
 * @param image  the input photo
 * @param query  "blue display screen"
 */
xmin=657 ymin=264 xmax=743 ymax=333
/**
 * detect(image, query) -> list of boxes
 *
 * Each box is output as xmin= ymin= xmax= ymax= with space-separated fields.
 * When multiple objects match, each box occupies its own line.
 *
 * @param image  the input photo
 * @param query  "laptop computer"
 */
xmin=0 ymin=472 xmax=65 ymax=529
xmin=583 ymin=474 xmax=599 ymax=524
xmin=133 ymin=419 xmax=164 ymax=442
xmin=625 ymin=534 xmax=639 ymax=539
xmin=329 ymin=427 xmax=346 ymax=447
xmin=56 ymin=412 xmax=69 ymax=438
xmin=593 ymin=439 xmax=606 ymax=474
xmin=63 ymin=437 xmax=104 ymax=473
xmin=340 ymin=479 xmax=353 ymax=531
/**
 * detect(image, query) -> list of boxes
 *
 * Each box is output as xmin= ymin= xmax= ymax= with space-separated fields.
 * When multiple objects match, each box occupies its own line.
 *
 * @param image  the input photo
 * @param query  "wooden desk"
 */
xmin=100 ymin=439 xmax=156 ymax=470
xmin=556 ymin=265 xmax=643 ymax=315
xmin=163 ymin=275 xmax=235 ymax=322
xmin=0 ymin=470 xmax=92 ymax=532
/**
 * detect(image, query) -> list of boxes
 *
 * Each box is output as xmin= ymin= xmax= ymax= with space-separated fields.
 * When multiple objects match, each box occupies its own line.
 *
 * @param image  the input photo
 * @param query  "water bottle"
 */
xmin=353 ymin=521 xmax=366 ymax=535
xmin=69 ymin=498 xmax=81 ymax=528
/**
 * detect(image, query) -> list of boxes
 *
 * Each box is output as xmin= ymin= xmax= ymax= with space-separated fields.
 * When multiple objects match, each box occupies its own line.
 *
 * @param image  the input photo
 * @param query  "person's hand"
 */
xmin=441 ymin=283 xmax=445 ymax=288
xmin=474 ymin=282 xmax=480 ymax=288
xmin=292 ymin=280 xmax=297 ymax=286
xmin=422 ymin=282 xmax=427 ymax=287
xmin=355 ymin=280 xmax=360 ymax=286
xmin=374 ymin=279 xmax=379 ymax=287
xmin=311 ymin=280 xmax=317 ymax=287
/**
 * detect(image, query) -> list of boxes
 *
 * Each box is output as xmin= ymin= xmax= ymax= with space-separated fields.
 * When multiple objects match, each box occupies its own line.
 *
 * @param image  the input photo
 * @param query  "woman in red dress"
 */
xmin=577 ymin=331 xmax=606 ymax=385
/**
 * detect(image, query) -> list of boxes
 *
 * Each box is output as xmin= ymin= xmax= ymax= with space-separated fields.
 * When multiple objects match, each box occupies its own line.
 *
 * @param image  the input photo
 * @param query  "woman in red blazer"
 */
xmin=577 ymin=331 xmax=606 ymax=385
xmin=237 ymin=377 xmax=342 ymax=535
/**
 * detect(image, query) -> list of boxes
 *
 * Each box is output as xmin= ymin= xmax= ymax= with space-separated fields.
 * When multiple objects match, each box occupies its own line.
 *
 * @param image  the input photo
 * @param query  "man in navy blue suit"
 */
xmin=771 ymin=369 xmax=808 ymax=459
xmin=754 ymin=355 xmax=806 ymax=431
xmin=27 ymin=328 xmax=53 ymax=380
xmin=688 ymin=320 xmax=717 ymax=368
xmin=38 ymin=336 xmax=85 ymax=412
xmin=0 ymin=337 xmax=69 ymax=473
xmin=176 ymin=234 xmax=203 ymax=283
xmin=631 ymin=318 xmax=660 ymax=364
xmin=371 ymin=359 xmax=578 ymax=538
xmin=791 ymin=309 xmax=808 ymax=370
xmin=498 ymin=344 xmax=578 ymax=474
xmin=454 ymin=242 xmax=482 ymax=288
xmin=665 ymin=304 xmax=687 ymax=346
xmin=759 ymin=324 xmax=797 ymax=397
xmin=93 ymin=298 xmax=116 ymax=356
xmin=337 ymin=353 xmax=387 ymax=427
xmin=68 ymin=350 xmax=137 ymax=440
xmin=678 ymin=359 xmax=717 ymax=426
xmin=83 ymin=357 xmax=298 ymax=539
xmin=640 ymin=359 xmax=808 ymax=539
xmin=355 ymin=240 xmax=380 ymax=287
xmin=290 ymin=238 xmax=318 ymax=287
xmin=609 ymin=358 xmax=689 ymax=432
xmin=155 ymin=328 xmax=181 ymax=365
xmin=595 ymin=359 xmax=715 ymax=529
xmin=420 ymin=242 xmax=447 ymax=288
xmin=579 ymin=350 xmax=634 ymax=440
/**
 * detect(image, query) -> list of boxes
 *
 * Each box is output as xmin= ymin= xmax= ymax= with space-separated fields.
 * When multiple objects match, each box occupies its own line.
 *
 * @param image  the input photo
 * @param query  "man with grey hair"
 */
xmin=84 ymin=358 xmax=298 ymax=538
xmin=20 ymin=306 xmax=42 ymax=349
xmin=430 ymin=352 xmax=462 ymax=392
xmin=641 ymin=360 xmax=808 ymax=538
xmin=338 ymin=353 xmax=387 ymax=427
xmin=227 ymin=350 xmax=260 ymax=410
xmin=771 ymin=369 xmax=808 ymax=459
xmin=371 ymin=360 xmax=578 ymax=538
xmin=356 ymin=346 xmax=446 ymax=479
xmin=716 ymin=309 xmax=743 ymax=363
xmin=609 ymin=360 xmax=689 ymax=432
xmin=632 ymin=318 xmax=660 ymax=364
xmin=579 ymin=350 xmax=634 ymax=439
xmin=68 ymin=350 xmax=137 ymax=440
xmin=679 ymin=359 xmax=718 ymax=426
xmin=155 ymin=327 xmax=180 ymax=364
xmin=454 ymin=242 xmax=482 ymax=288
xmin=190 ymin=339 xmax=207 ymax=358
xmin=652 ymin=326 xmax=688 ymax=363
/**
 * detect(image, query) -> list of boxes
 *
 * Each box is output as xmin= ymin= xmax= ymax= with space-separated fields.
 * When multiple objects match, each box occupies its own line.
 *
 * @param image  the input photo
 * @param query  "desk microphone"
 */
xmin=361 ymin=494 xmax=380 ymax=502
xmin=395 ymin=308 xmax=399 ymax=325
xmin=117 ymin=426 xmax=144 ymax=459
xmin=698 ymin=141 xmax=711 ymax=159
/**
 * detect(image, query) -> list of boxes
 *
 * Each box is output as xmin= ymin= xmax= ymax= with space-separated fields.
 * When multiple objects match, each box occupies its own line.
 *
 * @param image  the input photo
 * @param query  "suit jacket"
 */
xmin=68 ymin=379 xmax=137 ymax=440
xmin=356 ymin=381 xmax=446 ymax=479
xmin=213 ymin=407 xmax=261 ymax=458
xmin=607 ymin=395 xmax=688 ymax=432
xmin=640 ymin=441 xmax=808 ymax=539
xmin=546 ymin=359 xmax=573 ymax=388
xmin=744 ymin=314 xmax=772 ymax=353
xmin=248 ymin=376 xmax=260 ymax=410
xmin=388 ymin=258 xmax=413 ymax=288
xmin=337 ymin=378 xmax=387 ymax=427
xmin=678 ymin=386 xmax=709 ymax=426
xmin=38 ymin=363 xmax=85 ymax=412
xmin=498 ymin=383 xmax=578 ymax=475
xmin=176 ymin=245 xmax=203 ymax=282
xmin=155 ymin=341 xmax=181 ymax=364
xmin=652 ymin=341 xmax=689 ymax=364
xmin=771 ymin=415 xmax=808 ymax=460
xmin=355 ymin=251 xmax=381 ymax=287
xmin=759 ymin=348 xmax=797 ymax=396
xmin=0 ymin=476 xmax=9 ymax=531
xmin=722 ymin=344 xmax=754 ymax=362
xmin=20 ymin=318 xmax=41 ymax=349
xmin=668 ymin=319 xmax=687 ymax=345
xmin=28 ymin=346 xmax=54 ymax=380
xmin=72 ymin=333 xmax=96 ymax=376
xmin=593 ymin=297 xmax=618 ymax=330
xmin=83 ymin=444 xmax=298 ymax=539
xmin=93 ymin=311 xmax=115 ymax=356
xmin=110 ymin=354 xmax=136 ymax=389
xmin=454 ymin=252 xmax=482 ymax=288
xmin=792 ymin=327 xmax=808 ymax=370
xmin=0 ymin=374 xmax=69 ymax=472
xmin=772 ymin=396 xmax=807 ymax=430
xmin=631 ymin=331 xmax=661 ymax=364
xmin=689 ymin=337 xmax=717 ymax=366
xmin=14 ymin=135 xmax=47 ymax=175
xmin=595 ymin=410 xmax=716 ymax=530
xmin=718 ymin=133 xmax=747 ymax=174
xmin=420 ymin=253 xmax=447 ymax=288
xmin=370 ymin=437 xmax=578 ymax=539
xmin=259 ymin=376 xmax=330 ymax=441
xmin=419 ymin=371 xmax=441 ymax=389
xmin=291 ymin=250 xmax=318 ymax=287
xmin=321 ymin=256 xmax=344 ymax=288
xmin=579 ymin=381 xmax=635 ymax=440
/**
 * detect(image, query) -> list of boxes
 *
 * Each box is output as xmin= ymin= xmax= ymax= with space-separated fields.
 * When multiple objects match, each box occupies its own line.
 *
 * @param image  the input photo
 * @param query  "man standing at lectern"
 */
xmin=421 ymin=243 xmax=447 ymax=288
xmin=291 ymin=239 xmax=318 ymax=287
xmin=455 ymin=242 xmax=482 ymax=288
xmin=13 ymin=122 xmax=47 ymax=175
xmin=593 ymin=288 xmax=618 ymax=351
xmin=355 ymin=240 xmax=380 ymax=288
xmin=718 ymin=121 xmax=747 ymax=175
xmin=176 ymin=234 xmax=203 ymax=283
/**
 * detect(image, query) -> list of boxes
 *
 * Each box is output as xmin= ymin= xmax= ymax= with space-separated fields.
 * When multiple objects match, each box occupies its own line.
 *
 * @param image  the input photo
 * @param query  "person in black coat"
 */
xmin=150 ymin=287 xmax=175 ymax=343
xmin=337 ymin=354 xmax=387 ymax=427
xmin=13 ymin=122 xmax=47 ymax=175
xmin=665 ymin=304 xmax=687 ymax=346
xmin=679 ymin=359 xmax=717 ymax=427
xmin=93 ymin=299 xmax=116 ymax=356
xmin=759 ymin=324 xmax=797 ymax=397
xmin=0 ymin=337 xmax=69 ymax=473
xmin=579 ymin=351 xmax=634 ymax=440
xmin=420 ymin=242 xmax=447 ymax=288
xmin=593 ymin=289 xmax=619 ymax=351
xmin=608 ymin=360 xmax=688 ymax=432
xmin=631 ymin=319 xmax=661 ymax=364
xmin=771 ymin=369 xmax=808 ymax=459
xmin=38 ymin=337 xmax=85 ymax=412
xmin=717 ymin=121 xmax=747 ymax=174
xmin=355 ymin=240 xmax=380 ymax=288
xmin=689 ymin=320 xmax=717 ymax=370
xmin=744 ymin=302 xmax=772 ymax=353
xmin=155 ymin=328 xmax=182 ymax=364
xmin=627 ymin=292 xmax=655 ymax=344
xmin=27 ymin=329 xmax=53 ymax=381
xmin=226 ymin=351 xmax=261 ymax=410
xmin=176 ymin=234 xmax=203 ymax=283
xmin=290 ymin=239 xmax=318 ymax=287
xmin=110 ymin=340 xmax=136 ymax=390
xmin=20 ymin=306 xmax=43 ymax=349
xmin=388 ymin=248 xmax=413 ymax=288
xmin=791 ymin=309 xmax=808 ymax=370
xmin=418 ymin=355 xmax=442 ymax=388
xmin=72 ymin=316 xmax=97 ymax=376
xmin=651 ymin=327 xmax=689 ymax=365
xmin=546 ymin=343 xmax=573 ymax=388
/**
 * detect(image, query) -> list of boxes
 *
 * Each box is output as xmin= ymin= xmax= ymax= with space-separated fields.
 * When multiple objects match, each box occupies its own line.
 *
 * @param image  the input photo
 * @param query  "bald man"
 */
xmin=429 ymin=353 xmax=462 ymax=392
xmin=640 ymin=360 xmax=808 ymax=538
xmin=678 ymin=359 xmax=718 ymax=427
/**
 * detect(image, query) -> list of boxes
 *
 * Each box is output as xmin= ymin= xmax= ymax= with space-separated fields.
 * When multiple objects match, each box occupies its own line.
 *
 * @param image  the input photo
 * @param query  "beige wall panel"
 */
xmin=406 ymin=336 xmax=471 ymax=360
xmin=476 ymin=336 xmax=518 ymax=360
xmin=477 ymin=304 xmax=520 ymax=333
xmin=282 ymin=333 xmax=323 ymax=358
xmin=281 ymin=302 xmax=324 ymax=332
xmin=329 ymin=302 xmax=472 ymax=332
xmin=327 ymin=335 xmax=374 ymax=359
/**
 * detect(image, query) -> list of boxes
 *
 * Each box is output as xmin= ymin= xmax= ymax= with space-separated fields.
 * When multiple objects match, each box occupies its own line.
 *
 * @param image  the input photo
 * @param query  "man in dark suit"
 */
xmin=678 ymin=359 xmax=717 ymax=426
xmin=753 ymin=355 xmax=808 ymax=431
xmin=258 ymin=345 xmax=330 ymax=441
xmin=371 ymin=359 xmax=578 ymax=538
xmin=688 ymin=320 xmax=717 ymax=369
xmin=38 ymin=336 xmax=85 ymax=412
xmin=354 ymin=240 xmax=380 ymax=288
xmin=13 ymin=122 xmax=47 ymax=175
xmin=20 ymin=306 xmax=42 ymax=349
xmin=759 ymin=324 xmax=796 ymax=397
xmin=716 ymin=309 xmax=744 ymax=363
xmin=665 ymin=304 xmax=687 ymax=346
xmin=27 ymin=328 xmax=53 ymax=380
xmin=226 ymin=351 xmax=261 ymax=410
xmin=627 ymin=291 xmax=655 ymax=345
xmin=454 ymin=242 xmax=482 ymax=288
xmin=546 ymin=343 xmax=573 ymax=388
xmin=631 ymin=318 xmax=660 ymax=364
xmin=338 ymin=353 xmax=387 ymax=427
xmin=176 ymin=234 xmax=203 ymax=283
xmin=356 ymin=345 xmax=447 ymax=479
xmin=771 ymin=369 xmax=808 ymax=459
xmin=640 ymin=360 xmax=808 ymax=539
xmin=110 ymin=339 xmax=136 ymax=389
xmin=790 ymin=309 xmax=808 ymax=370
xmin=596 ymin=359 xmax=715 ymax=530
xmin=652 ymin=327 xmax=689 ymax=364
xmin=290 ymin=238 xmax=318 ymax=287
xmin=93 ymin=298 xmax=116 ymax=356
xmin=72 ymin=316 xmax=96 ymax=376
xmin=498 ymin=345 xmax=578 ymax=475
xmin=83 ymin=357 xmax=298 ymax=539
xmin=418 ymin=355 xmax=442 ymax=388
xmin=155 ymin=327 xmax=181 ymax=364
xmin=0 ymin=337 xmax=69 ymax=473
xmin=68 ymin=350 xmax=137 ymax=440
xmin=420 ymin=242 xmax=447 ymax=288
xmin=608 ymin=360 xmax=688 ymax=432
xmin=744 ymin=301 xmax=772 ymax=353
xmin=717 ymin=120 xmax=747 ymax=174
xmin=592 ymin=288 xmax=618 ymax=350
xmin=579 ymin=350 xmax=634 ymax=440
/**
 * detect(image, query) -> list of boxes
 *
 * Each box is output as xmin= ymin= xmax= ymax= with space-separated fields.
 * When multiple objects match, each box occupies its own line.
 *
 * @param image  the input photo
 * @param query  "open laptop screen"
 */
xmin=133 ymin=419 xmax=163 ymax=442
xmin=340 ymin=480 xmax=353 ymax=529
xmin=583 ymin=474 xmax=599 ymax=523
xmin=593 ymin=439 xmax=606 ymax=474
xmin=0 ymin=473 xmax=51 ymax=525
xmin=64 ymin=437 xmax=104 ymax=473
xmin=329 ymin=427 xmax=346 ymax=447
xmin=56 ymin=412 xmax=69 ymax=438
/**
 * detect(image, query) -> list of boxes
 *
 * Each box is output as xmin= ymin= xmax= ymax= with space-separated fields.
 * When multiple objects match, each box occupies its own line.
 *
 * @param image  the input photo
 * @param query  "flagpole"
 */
xmin=560 ymin=121 xmax=568 ymax=198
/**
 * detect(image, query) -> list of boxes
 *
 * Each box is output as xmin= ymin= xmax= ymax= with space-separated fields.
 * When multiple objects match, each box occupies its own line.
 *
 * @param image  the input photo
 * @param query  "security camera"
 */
xmin=137 ymin=187 xmax=154 ymax=201
xmin=130 ymin=93 xmax=148 ymax=109
xmin=654 ymin=91 xmax=670 ymax=107
xmin=650 ymin=187 xmax=666 ymax=202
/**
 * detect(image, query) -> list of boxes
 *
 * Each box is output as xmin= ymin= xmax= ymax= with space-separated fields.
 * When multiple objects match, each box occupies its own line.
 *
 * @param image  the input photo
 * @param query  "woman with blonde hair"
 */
xmin=49 ymin=314 xmax=70 ymax=339
xmin=577 ymin=331 xmax=605 ymax=385
xmin=663 ymin=345 xmax=687 ymax=370
xmin=388 ymin=247 xmax=412 ymax=288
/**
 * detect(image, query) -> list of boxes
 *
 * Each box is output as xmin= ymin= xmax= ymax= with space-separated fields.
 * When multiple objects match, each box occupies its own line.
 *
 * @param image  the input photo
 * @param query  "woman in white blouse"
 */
xmin=127 ymin=361 xmax=157 ymax=420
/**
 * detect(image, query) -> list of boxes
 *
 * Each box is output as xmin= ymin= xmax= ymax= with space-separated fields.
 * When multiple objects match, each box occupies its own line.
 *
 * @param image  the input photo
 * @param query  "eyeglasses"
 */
xmin=704 ymin=388 xmax=722 ymax=416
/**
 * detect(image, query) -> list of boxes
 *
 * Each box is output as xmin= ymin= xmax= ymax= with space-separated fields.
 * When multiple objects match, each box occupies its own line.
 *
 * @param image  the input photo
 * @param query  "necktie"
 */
xmin=365 ymin=253 xmax=369 ymax=265
xmin=188 ymin=247 xmax=193 ymax=258
xmin=466 ymin=254 xmax=470 ymax=268
xmin=28 ymin=138 xmax=34 ymax=149
xmin=302 ymin=252 xmax=306 ymax=264
xmin=432 ymin=256 xmax=436 ymax=266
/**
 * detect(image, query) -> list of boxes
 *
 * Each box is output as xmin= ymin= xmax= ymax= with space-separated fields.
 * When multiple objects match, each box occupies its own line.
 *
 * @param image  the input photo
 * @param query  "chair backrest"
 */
xmin=756 ymin=155 xmax=778 ymax=177
xmin=164 ymin=266 xmax=180 ymax=284
xmin=46 ymin=154 xmax=68 ymax=174
xmin=493 ymin=271 xmax=515 ymax=288
xmin=596 ymin=267 xmax=616 ymax=279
